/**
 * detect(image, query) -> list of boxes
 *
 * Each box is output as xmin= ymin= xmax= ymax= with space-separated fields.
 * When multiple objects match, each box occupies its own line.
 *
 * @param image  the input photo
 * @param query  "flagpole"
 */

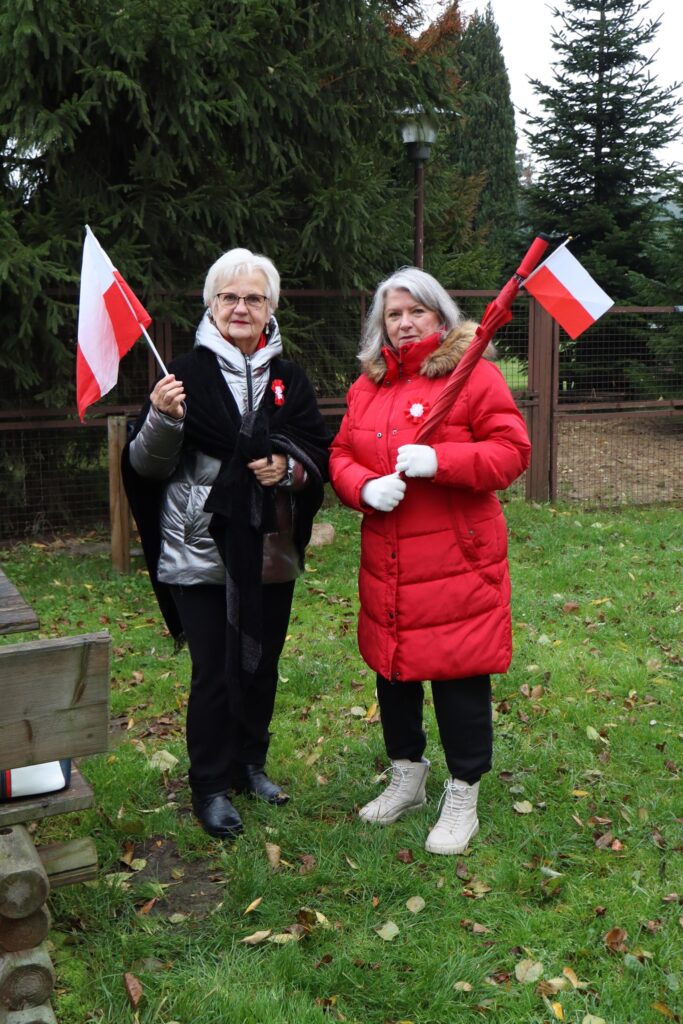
xmin=521 ymin=235 xmax=573 ymax=289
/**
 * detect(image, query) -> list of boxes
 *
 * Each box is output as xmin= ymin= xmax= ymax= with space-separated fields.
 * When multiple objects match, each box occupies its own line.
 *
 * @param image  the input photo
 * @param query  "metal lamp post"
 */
xmin=401 ymin=109 xmax=438 ymax=269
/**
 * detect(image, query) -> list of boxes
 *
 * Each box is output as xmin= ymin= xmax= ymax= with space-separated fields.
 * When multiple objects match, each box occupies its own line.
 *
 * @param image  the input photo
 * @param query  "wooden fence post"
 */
xmin=526 ymin=298 xmax=559 ymax=502
xmin=107 ymin=416 xmax=130 ymax=573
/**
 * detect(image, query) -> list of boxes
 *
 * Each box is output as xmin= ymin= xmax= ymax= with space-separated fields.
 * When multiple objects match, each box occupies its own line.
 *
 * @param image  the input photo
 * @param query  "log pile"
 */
xmin=0 ymin=826 xmax=60 ymax=1023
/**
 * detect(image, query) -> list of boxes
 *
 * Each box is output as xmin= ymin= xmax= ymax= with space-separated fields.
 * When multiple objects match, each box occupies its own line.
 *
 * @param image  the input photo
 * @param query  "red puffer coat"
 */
xmin=329 ymin=325 xmax=531 ymax=683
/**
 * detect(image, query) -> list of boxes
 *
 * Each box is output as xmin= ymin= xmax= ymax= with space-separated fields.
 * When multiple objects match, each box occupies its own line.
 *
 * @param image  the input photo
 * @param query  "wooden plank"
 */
xmin=0 ymin=767 xmax=94 ymax=828
xmin=0 ymin=826 xmax=50 ymax=919
xmin=0 ymin=630 xmax=109 ymax=729
xmin=0 ymin=702 xmax=109 ymax=774
xmin=0 ymin=571 xmax=39 ymax=637
xmin=37 ymin=837 xmax=98 ymax=889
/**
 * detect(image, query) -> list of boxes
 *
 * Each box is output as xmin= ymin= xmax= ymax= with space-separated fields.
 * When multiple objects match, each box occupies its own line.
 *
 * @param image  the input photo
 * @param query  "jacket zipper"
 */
xmin=244 ymin=354 xmax=254 ymax=411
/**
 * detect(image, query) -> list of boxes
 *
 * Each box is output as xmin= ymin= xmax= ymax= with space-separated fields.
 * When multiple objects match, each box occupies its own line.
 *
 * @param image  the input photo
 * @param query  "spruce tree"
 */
xmin=525 ymin=0 xmax=681 ymax=300
xmin=449 ymin=3 xmax=518 ymax=275
xmin=0 ymin=0 xmax=445 ymax=403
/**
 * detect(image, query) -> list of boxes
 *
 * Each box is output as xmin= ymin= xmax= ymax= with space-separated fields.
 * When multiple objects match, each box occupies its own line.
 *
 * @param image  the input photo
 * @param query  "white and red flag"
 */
xmin=77 ymin=225 xmax=153 ymax=420
xmin=523 ymin=242 xmax=613 ymax=339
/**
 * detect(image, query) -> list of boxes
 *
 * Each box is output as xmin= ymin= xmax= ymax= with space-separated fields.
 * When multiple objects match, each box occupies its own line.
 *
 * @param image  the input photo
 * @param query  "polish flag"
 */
xmin=523 ymin=244 xmax=613 ymax=339
xmin=77 ymin=225 xmax=152 ymax=420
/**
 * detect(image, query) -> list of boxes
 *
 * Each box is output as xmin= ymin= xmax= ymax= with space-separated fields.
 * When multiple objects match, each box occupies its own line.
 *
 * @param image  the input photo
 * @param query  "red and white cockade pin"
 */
xmin=271 ymin=379 xmax=285 ymax=406
xmin=405 ymin=399 xmax=430 ymax=424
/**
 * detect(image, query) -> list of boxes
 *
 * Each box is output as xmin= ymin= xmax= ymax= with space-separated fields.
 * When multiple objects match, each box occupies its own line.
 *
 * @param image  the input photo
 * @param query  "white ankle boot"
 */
xmin=358 ymin=759 xmax=430 ymax=825
xmin=425 ymin=778 xmax=480 ymax=855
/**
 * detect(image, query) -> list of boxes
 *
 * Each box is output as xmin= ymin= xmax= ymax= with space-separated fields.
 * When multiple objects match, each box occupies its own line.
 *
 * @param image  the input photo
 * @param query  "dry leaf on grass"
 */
xmin=454 ymin=981 xmax=473 ymax=992
xmin=515 ymin=959 xmax=544 ymax=984
xmin=241 ymin=929 xmax=272 ymax=946
xmin=375 ymin=920 xmax=400 ymax=941
xmin=244 ymin=897 xmax=263 ymax=915
xmin=123 ymin=972 xmax=143 ymax=1010
xmin=406 ymin=896 xmax=425 ymax=914
xmin=604 ymin=926 xmax=628 ymax=952
xmin=265 ymin=842 xmax=281 ymax=870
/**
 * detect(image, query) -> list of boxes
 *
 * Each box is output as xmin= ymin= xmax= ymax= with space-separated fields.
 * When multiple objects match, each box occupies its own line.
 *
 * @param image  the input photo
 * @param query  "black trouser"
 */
xmin=170 ymin=581 xmax=295 ymax=796
xmin=376 ymin=673 xmax=493 ymax=784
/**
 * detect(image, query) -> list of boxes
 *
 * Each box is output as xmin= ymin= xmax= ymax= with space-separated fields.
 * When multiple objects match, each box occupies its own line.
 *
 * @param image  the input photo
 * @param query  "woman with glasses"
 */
xmin=123 ymin=248 xmax=329 ymax=839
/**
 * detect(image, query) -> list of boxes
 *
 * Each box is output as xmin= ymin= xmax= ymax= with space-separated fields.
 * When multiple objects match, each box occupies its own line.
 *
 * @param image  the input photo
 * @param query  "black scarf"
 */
xmin=122 ymin=346 xmax=330 ymax=678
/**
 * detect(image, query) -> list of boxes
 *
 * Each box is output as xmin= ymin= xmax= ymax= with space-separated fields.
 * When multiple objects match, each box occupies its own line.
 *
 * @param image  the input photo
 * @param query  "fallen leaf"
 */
xmin=604 ymin=926 xmax=628 ymax=952
xmin=472 ymin=922 xmax=492 ymax=935
xmin=375 ymin=920 xmax=400 ymax=941
xmin=513 ymin=801 xmax=534 ymax=815
xmin=241 ymin=929 xmax=272 ymax=946
xmin=515 ymin=959 xmax=544 ymax=984
xmin=136 ymin=898 xmax=158 ymax=916
xmin=551 ymin=1002 xmax=564 ymax=1021
xmin=406 ymin=896 xmax=425 ymax=914
xmin=397 ymin=848 xmax=414 ymax=864
xmin=345 ymin=855 xmax=359 ymax=870
xmin=538 ymin=979 xmax=569 ymax=996
xmin=349 ymin=706 xmax=366 ymax=717
xmin=365 ymin=702 xmax=378 ymax=720
xmin=123 ymin=973 xmax=143 ymax=1010
xmin=454 ymin=981 xmax=473 ymax=992
xmin=168 ymin=912 xmax=189 ymax=924
xmin=268 ymin=932 xmax=302 ymax=944
xmin=653 ymin=1001 xmax=677 ymax=1018
xmin=299 ymin=854 xmax=316 ymax=874
xmin=582 ymin=1016 xmax=607 ymax=1024
xmin=562 ymin=966 xmax=583 ymax=989
xmin=244 ymin=897 xmax=263 ymax=915
xmin=265 ymin=843 xmax=281 ymax=870
xmin=149 ymin=749 xmax=179 ymax=773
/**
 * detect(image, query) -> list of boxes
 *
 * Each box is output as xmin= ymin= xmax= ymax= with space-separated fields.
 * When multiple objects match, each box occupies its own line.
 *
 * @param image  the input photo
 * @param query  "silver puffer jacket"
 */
xmin=129 ymin=313 xmax=305 ymax=586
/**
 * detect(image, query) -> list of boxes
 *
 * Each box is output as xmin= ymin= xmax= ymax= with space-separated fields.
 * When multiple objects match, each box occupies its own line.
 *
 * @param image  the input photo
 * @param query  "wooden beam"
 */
xmin=0 ymin=907 xmax=51 ymax=953
xmin=0 ymin=826 xmax=49 ymax=920
xmin=0 ymin=633 xmax=110 ymax=769
xmin=0 ymin=767 xmax=94 ymax=829
xmin=108 ymin=416 xmax=130 ymax=573
xmin=37 ymin=838 xmax=98 ymax=890
xmin=0 ymin=944 xmax=55 ymax=1011
xmin=0 ymin=571 xmax=39 ymax=637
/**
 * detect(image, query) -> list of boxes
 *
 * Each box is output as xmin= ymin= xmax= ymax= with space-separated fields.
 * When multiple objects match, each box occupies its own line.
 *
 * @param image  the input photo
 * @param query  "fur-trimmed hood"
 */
xmin=361 ymin=319 xmax=496 ymax=385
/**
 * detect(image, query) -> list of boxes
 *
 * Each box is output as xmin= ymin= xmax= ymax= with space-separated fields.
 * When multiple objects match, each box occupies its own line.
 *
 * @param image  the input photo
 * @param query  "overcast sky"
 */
xmin=449 ymin=0 xmax=683 ymax=167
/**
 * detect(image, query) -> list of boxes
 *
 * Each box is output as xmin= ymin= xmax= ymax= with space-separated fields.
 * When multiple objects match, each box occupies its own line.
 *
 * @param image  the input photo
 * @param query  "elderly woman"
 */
xmin=329 ymin=267 xmax=530 ymax=855
xmin=123 ymin=248 xmax=329 ymax=839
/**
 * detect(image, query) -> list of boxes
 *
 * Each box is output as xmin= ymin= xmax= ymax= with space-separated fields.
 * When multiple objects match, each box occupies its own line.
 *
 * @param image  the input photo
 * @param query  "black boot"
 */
xmin=232 ymin=764 xmax=290 ymax=805
xmin=192 ymin=792 xmax=243 ymax=838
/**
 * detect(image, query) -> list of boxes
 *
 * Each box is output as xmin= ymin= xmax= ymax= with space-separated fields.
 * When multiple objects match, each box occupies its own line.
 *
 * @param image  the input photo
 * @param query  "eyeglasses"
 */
xmin=215 ymin=291 xmax=268 ymax=310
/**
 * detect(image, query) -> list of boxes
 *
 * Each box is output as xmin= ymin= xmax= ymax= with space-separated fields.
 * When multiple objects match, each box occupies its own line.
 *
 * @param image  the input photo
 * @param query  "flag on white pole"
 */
xmin=523 ymin=244 xmax=613 ymax=339
xmin=77 ymin=225 xmax=152 ymax=420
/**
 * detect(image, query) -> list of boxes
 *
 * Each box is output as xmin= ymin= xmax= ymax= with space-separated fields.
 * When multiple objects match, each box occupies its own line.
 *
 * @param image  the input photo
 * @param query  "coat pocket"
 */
xmin=453 ymin=507 xmax=507 ymax=587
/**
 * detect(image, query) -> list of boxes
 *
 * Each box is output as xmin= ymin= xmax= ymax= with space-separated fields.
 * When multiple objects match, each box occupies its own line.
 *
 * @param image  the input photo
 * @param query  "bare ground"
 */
xmin=556 ymin=416 xmax=683 ymax=506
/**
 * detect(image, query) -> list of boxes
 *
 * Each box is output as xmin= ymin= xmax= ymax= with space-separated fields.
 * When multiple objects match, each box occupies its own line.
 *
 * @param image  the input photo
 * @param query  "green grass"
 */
xmin=1 ymin=498 xmax=681 ymax=1024
xmin=497 ymin=357 xmax=528 ymax=391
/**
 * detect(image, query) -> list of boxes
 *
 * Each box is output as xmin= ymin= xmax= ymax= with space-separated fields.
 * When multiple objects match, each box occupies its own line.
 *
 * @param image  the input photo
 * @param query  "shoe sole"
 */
xmin=359 ymin=798 xmax=426 ymax=826
xmin=425 ymin=821 xmax=479 ymax=855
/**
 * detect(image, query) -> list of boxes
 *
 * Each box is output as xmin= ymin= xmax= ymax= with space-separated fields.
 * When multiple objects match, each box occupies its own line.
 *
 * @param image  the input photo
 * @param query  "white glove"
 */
xmin=361 ymin=473 xmax=407 ymax=512
xmin=395 ymin=444 xmax=438 ymax=478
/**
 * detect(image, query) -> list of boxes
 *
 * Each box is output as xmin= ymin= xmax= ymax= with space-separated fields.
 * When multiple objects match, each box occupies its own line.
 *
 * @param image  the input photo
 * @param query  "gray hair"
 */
xmin=203 ymin=247 xmax=280 ymax=310
xmin=359 ymin=266 xmax=464 ymax=365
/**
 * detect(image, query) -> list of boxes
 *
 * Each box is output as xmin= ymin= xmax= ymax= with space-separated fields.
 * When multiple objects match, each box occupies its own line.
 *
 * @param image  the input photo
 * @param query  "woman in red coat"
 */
xmin=329 ymin=267 xmax=531 ymax=855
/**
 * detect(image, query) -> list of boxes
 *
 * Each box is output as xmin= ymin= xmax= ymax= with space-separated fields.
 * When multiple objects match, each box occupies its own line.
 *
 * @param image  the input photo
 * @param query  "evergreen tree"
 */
xmin=449 ymin=3 xmax=518 ymax=275
xmin=525 ymin=0 xmax=681 ymax=301
xmin=0 ymin=0 xmax=445 ymax=403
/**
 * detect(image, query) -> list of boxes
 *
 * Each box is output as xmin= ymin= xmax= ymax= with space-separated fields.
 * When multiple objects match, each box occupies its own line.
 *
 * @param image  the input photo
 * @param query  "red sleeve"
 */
xmin=430 ymin=361 xmax=531 ymax=492
xmin=329 ymin=386 xmax=379 ymax=511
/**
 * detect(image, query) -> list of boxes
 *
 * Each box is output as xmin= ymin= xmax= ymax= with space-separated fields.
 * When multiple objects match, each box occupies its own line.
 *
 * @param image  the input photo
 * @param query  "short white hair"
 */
xmin=203 ymin=247 xmax=280 ymax=309
xmin=359 ymin=266 xmax=464 ymax=365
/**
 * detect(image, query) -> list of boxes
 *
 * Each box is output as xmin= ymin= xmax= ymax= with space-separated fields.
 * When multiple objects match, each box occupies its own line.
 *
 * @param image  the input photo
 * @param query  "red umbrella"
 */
xmin=414 ymin=234 xmax=550 ymax=444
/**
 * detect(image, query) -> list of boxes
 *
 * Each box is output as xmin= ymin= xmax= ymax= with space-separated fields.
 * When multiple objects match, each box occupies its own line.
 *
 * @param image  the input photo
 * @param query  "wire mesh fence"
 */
xmin=0 ymin=294 xmax=681 ymax=542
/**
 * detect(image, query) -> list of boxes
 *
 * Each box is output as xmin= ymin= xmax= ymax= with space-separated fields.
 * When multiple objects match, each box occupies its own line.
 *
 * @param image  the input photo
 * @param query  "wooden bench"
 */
xmin=0 ymin=631 xmax=110 ymax=1022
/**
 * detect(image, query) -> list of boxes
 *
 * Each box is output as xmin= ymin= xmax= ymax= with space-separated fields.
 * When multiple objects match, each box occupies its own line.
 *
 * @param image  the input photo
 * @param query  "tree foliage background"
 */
xmin=0 ymin=0 xmax=472 ymax=406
